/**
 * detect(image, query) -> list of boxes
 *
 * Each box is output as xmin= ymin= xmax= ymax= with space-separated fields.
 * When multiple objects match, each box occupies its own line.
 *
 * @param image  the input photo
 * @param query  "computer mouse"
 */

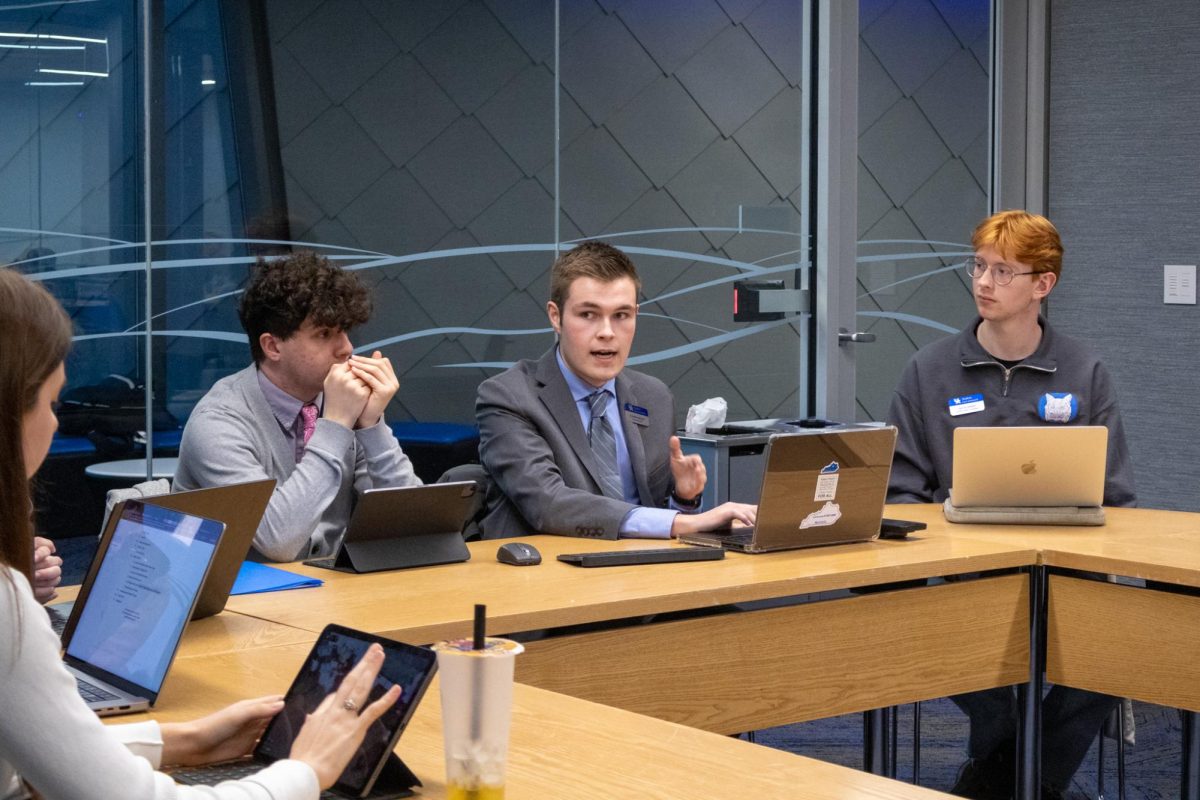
xmin=496 ymin=541 xmax=541 ymax=566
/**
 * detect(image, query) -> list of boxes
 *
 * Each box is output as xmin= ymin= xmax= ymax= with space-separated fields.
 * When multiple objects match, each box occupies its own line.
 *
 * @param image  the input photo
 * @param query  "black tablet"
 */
xmin=254 ymin=624 xmax=437 ymax=797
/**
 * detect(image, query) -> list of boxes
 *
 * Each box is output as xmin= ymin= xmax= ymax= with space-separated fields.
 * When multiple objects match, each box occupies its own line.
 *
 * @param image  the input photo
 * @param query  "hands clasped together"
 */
xmin=322 ymin=352 xmax=400 ymax=431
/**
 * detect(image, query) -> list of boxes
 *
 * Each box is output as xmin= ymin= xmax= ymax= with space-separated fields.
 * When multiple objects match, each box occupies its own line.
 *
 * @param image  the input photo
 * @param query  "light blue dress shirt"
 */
xmin=555 ymin=349 xmax=680 ymax=538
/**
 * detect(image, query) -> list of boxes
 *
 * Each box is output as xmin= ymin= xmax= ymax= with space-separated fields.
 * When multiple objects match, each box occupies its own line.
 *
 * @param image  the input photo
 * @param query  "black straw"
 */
xmin=473 ymin=604 xmax=486 ymax=650
xmin=469 ymin=604 xmax=486 ymax=744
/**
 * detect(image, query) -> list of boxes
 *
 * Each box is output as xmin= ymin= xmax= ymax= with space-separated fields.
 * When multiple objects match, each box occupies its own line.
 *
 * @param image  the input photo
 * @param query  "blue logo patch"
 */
xmin=1038 ymin=393 xmax=1078 ymax=423
xmin=623 ymin=403 xmax=648 ymax=417
xmin=820 ymin=461 xmax=840 ymax=474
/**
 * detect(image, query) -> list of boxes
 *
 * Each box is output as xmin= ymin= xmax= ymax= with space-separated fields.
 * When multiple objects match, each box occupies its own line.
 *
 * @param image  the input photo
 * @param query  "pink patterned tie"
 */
xmin=300 ymin=402 xmax=319 ymax=445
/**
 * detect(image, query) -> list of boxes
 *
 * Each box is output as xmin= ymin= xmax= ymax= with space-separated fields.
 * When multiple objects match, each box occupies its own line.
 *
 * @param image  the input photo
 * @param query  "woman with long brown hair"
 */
xmin=0 ymin=268 xmax=395 ymax=800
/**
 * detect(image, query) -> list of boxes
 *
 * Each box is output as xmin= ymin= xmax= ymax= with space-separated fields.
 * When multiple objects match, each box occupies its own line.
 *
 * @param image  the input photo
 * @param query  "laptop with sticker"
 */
xmin=950 ymin=425 xmax=1107 ymax=507
xmin=678 ymin=426 xmax=897 ymax=553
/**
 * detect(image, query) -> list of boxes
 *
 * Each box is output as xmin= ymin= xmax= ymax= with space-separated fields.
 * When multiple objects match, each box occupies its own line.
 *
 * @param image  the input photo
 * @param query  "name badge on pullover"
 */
xmin=948 ymin=393 xmax=985 ymax=417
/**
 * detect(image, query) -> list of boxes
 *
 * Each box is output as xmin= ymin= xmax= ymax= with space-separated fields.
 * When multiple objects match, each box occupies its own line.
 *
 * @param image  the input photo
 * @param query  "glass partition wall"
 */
xmin=6 ymin=0 xmax=817 ymax=537
xmin=854 ymin=0 xmax=991 ymax=420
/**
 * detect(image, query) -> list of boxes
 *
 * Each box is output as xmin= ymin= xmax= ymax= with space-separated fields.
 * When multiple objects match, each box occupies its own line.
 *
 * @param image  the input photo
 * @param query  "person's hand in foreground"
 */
xmin=289 ymin=643 xmax=401 ymax=789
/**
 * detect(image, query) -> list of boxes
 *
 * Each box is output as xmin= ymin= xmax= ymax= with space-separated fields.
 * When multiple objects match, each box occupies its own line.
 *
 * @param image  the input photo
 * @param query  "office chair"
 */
xmin=436 ymin=462 xmax=490 ymax=541
xmin=102 ymin=478 xmax=172 ymax=532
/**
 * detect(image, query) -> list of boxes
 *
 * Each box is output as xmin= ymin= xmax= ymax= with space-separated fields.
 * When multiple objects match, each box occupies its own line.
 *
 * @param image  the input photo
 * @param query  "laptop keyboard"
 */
xmin=174 ymin=763 xmax=261 ymax=785
xmin=46 ymin=605 xmax=68 ymax=636
xmin=718 ymin=528 xmax=755 ymax=546
xmin=175 ymin=764 xmax=365 ymax=799
xmin=75 ymin=677 xmax=120 ymax=703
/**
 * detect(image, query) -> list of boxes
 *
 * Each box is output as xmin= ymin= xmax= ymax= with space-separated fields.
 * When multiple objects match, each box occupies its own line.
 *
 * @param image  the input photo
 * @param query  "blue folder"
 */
xmin=231 ymin=561 xmax=323 ymax=595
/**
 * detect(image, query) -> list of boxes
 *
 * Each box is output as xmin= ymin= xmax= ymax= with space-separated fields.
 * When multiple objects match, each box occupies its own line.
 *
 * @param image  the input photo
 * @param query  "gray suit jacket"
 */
xmin=476 ymin=349 xmax=676 ymax=539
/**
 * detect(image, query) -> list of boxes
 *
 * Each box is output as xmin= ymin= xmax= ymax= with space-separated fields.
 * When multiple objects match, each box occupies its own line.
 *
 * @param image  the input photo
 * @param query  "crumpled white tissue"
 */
xmin=685 ymin=397 xmax=727 ymax=434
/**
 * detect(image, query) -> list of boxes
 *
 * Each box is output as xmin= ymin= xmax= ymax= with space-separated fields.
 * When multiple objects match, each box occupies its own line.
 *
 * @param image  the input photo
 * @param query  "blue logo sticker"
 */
xmin=820 ymin=461 xmax=840 ymax=474
xmin=1038 ymin=393 xmax=1078 ymax=423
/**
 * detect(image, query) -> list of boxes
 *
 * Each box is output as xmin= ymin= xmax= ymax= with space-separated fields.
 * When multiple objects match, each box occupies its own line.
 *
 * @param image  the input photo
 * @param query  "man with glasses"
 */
xmin=886 ymin=210 xmax=1135 ymax=799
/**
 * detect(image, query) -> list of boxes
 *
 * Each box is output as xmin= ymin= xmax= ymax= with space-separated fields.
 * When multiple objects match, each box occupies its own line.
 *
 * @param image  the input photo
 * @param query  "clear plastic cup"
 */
xmin=432 ymin=637 xmax=524 ymax=800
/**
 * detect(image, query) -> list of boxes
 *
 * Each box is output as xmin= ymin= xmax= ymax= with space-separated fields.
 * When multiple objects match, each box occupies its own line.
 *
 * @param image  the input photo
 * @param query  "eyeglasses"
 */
xmin=963 ymin=257 xmax=1044 ymax=286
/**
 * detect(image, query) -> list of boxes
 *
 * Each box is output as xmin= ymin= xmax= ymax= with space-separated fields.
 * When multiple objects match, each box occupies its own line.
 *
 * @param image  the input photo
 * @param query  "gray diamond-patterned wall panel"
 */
xmin=855 ymin=0 xmax=988 ymax=422
xmin=259 ymin=0 xmax=915 ymax=429
xmin=345 ymin=55 xmax=461 ymax=168
xmin=676 ymin=26 xmax=788 ymax=137
xmin=413 ymin=3 xmax=530 ymax=115
xmin=283 ymin=0 xmax=399 ymax=105
xmin=606 ymin=77 xmax=721 ymax=189
xmin=618 ymin=0 xmax=729 ymax=75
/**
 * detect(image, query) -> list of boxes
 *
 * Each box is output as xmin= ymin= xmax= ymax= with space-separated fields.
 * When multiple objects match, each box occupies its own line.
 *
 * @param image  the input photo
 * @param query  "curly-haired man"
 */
xmin=175 ymin=251 xmax=420 ymax=561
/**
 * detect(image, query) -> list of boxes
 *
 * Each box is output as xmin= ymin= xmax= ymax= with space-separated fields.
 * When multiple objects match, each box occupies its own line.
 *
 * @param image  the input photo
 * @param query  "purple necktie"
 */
xmin=300 ymin=402 xmax=319 ymax=445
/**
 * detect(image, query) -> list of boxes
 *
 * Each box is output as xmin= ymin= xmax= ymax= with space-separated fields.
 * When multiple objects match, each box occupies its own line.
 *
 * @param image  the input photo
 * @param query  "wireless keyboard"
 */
xmin=557 ymin=547 xmax=724 ymax=567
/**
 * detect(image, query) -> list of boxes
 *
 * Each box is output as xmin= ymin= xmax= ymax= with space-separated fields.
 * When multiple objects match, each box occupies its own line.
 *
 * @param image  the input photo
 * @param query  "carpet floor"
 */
xmin=755 ymin=696 xmax=1181 ymax=797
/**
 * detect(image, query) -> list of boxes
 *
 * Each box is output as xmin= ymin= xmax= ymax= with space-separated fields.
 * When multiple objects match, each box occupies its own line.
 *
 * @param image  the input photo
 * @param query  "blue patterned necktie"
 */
xmin=587 ymin=390 xmax=624 ymax=500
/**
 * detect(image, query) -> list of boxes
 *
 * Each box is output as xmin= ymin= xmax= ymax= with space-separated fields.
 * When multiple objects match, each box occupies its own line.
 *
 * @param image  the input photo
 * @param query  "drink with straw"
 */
xmin=433 ymin=606 xmax=523 ymax=800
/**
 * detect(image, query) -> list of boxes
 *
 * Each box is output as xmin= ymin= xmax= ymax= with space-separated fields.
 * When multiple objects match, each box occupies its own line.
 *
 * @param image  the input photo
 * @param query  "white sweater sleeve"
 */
xmin=0 ymin=568 xmax=318 ymax=800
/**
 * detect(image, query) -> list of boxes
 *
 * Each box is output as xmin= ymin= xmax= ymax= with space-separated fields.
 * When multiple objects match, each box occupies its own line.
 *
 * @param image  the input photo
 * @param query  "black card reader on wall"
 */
xmin=733 ymin=280 xmax=808 ymax=322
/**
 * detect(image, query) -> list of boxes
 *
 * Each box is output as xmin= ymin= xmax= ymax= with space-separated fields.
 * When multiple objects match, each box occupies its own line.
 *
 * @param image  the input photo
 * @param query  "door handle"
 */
xmin=838 ymin=328 xmax=876 ymax=344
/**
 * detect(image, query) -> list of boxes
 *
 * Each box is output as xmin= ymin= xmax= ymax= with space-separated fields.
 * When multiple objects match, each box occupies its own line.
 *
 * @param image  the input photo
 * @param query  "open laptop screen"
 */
xmin=65 ymin=500 xmax=223 ymax=694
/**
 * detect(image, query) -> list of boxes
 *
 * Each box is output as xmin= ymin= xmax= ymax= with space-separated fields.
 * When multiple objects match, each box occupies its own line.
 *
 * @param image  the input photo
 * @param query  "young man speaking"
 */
xmin=476 ymin=241 xmax=755 ymax=540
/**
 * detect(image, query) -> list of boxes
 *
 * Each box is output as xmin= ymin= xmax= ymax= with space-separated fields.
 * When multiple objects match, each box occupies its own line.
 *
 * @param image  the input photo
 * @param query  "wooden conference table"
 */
xmin=131 ymin=642 xmax=954 ymax=799
xmin=227 ymin=517 xmax=1039 ymax=739
xmin=902 ymin=505 xmax=1200 ymax=712
xmin=109 ymin=504 xmax=1200 ymax=798
xmin=912 ymin=504 xmax=1200 ymax=799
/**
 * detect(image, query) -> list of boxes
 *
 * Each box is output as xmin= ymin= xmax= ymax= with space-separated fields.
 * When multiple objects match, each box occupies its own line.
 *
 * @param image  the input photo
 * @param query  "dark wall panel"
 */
xmin=1048 ymin=0 xmax=1200 ymax=509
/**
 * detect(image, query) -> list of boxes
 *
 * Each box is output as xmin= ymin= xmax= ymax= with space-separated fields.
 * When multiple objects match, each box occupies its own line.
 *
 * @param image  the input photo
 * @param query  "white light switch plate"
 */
xmin=1164 ymin=264 xmax=1197 ymax=305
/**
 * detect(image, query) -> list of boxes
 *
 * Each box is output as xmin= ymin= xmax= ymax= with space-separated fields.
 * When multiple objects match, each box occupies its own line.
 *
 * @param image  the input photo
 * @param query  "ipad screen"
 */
xmin=255 ymin=624 xmax=437 ymax=795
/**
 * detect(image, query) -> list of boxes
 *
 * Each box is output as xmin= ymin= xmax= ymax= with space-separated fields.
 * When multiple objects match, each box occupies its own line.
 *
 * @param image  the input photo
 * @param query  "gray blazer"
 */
xmin=476 ymin=349 xmax=676 ymax=540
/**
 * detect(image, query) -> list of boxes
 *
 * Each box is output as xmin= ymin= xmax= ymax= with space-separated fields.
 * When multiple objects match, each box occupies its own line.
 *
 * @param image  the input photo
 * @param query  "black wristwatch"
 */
xmin=671 ymin=490 xmax=702 ymax=508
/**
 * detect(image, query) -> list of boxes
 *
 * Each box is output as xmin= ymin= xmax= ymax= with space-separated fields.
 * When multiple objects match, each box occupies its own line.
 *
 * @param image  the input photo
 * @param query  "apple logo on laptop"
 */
xmin=1021 ymin=460 xmax=1037 ymax=475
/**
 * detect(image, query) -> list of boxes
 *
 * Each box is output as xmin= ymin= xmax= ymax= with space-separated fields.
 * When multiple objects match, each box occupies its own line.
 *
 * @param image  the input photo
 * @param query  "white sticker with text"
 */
xmin=814 ymin=461 xmax=840 ymax=501
xmin=800 ymin=502 xmax=842 ymax=529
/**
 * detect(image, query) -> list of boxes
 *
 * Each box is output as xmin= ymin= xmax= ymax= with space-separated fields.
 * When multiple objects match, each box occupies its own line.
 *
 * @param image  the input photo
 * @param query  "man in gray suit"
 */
xmin=476 ymin=241 xmax=756 ymax=540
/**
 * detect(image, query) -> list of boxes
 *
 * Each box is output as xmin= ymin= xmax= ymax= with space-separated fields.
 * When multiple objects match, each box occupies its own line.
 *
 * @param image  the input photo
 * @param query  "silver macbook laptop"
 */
xmin=63 ymin=499 xmax=225 ymax=716
xmin=950 ymin=426 xmax=1107 ymax=508
xmin=679 ymin=426 xmax=897 ymax=553
xmin=54 ymin=479 xmax=276 ymax=641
